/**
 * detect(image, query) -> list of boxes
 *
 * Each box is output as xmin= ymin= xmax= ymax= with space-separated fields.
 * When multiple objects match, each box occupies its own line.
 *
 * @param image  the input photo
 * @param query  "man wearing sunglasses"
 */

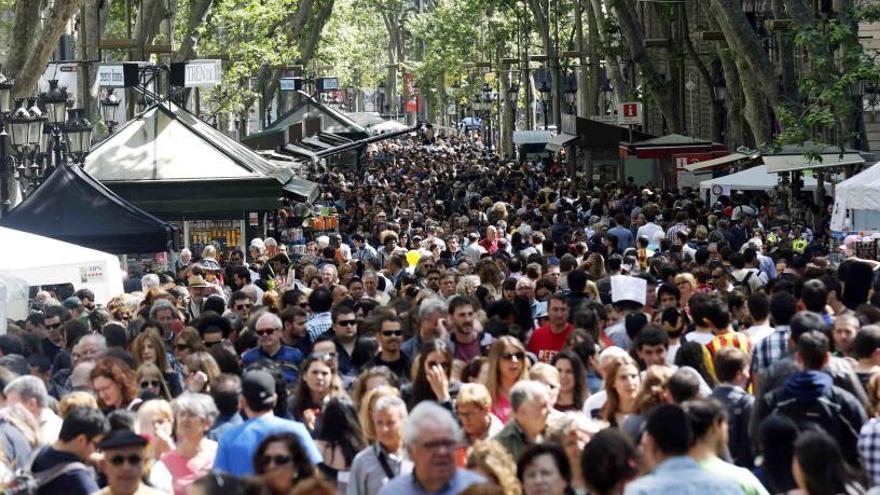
xmin=97 ymin=429 xmax=164 ymax=495
xmin=242 ymin=313 xmax=304 ymax=384
xmin=369 ymin=313 xmax=411 ymax=382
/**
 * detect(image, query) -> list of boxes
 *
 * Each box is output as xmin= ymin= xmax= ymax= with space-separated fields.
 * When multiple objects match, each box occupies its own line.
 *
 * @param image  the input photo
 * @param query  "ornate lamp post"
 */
xmin=538 ymin=79 xmax=551 ymax=130
xmin=64 ymin=109 xmax=94 ymax=164
xmin=100 ymin=89 xmax=121 ymax=134
xmin=40 ymin=79 xmax=70 ymax=171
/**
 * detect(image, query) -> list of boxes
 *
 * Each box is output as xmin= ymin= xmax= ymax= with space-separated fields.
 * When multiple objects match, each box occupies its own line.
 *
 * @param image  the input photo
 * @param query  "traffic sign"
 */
xmin=618 ymin=102 xmax=643 ymax=125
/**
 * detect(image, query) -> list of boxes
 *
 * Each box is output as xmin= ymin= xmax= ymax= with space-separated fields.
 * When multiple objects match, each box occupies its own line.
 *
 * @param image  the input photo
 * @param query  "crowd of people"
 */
xmin=1 ymin=133 xmax=879 ymax=495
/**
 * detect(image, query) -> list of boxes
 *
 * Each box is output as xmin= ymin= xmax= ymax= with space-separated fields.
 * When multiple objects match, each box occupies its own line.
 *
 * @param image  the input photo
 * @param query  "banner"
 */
xmin=404 ymin=73 xmax=418 ymax=113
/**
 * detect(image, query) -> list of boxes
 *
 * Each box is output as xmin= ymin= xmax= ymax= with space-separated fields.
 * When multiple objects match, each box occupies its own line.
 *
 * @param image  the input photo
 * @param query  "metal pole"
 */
xmin=53 ymin=124 xmax=63 ymax=171
xmin=0 ymin=128 xmax=8 ymax=216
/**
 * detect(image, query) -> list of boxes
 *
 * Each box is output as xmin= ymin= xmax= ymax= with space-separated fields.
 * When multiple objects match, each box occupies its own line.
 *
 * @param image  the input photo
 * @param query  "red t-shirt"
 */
xmin=528 ymin=323 xmax=574 ymax=362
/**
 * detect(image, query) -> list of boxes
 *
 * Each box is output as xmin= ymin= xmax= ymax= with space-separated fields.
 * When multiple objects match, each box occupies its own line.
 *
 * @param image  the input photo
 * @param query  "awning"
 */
xmin=546 ymin=133 xmax=577 ymax=152
xmin=683 ymin=152 xmax=749 ymax=172
xmin=513 ymin=130 xmax=554 ymax=145
xmin=283 ymin=178 xmax=320 ymax=203
xmin=763 ymin=153 xmax=864 ymax=173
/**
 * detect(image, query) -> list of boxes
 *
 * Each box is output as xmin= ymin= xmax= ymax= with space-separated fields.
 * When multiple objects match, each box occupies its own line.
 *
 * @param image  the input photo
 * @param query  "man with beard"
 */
xmin=447 ymin=296 xmax=494 ymax=363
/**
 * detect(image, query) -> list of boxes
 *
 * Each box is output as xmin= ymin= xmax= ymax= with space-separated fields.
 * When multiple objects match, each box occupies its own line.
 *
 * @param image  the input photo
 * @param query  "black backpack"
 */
xmin=733 ymin=270 xmax=754 ymax=294
xmin=770 ymin=393 xmax=858 ymax=443
xmin=6 ymin=448 xmax=90 ymax=495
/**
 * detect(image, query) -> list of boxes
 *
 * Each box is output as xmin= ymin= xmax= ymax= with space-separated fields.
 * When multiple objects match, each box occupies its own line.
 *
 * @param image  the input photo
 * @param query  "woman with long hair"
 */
xmin=674 ymin=273 xmax=698 ymax=311
xmin=172 ymin=327 xmax=206 ymax=364
xmin=291 ymin=353 xmax=342 ymax=432
xmin=598 ymin=356 xmax=640 ymax=428
xmin=552 ymin=351 xmax=588 ymax=412
xmin=401 ymin=339 xmax=459 ymax=410
xmin=485 ymin=336 xmax=529 ymax=423
xmin=137 ymin=363 xmax=173 ymax=401
xmin=132 ymin=330 xmax=183 ymax=397
xmin=350 ymin=366 xmax=399 ymax=413
xmin=314 ymin=397 xmax=367 ymax=492
xmin=619 ymin=365 xmax=674 ymax=442
xmin=137 ymin=399 xmax=175 ymax=461
xmin=254 ymin=432 xmax=317 ymax=495
xmin=182 ymin=352 xmax=221 ymax=394
xmin=91 ymin=356 xmax=142 ymax=413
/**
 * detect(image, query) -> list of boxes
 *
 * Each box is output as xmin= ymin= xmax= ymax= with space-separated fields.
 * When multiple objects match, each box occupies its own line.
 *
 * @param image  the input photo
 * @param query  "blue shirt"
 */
xmin=214 ymin=414 xmax=321 ymax=476
xmin=207 ymin=412 xmax=244 ymax=441
xmin=623 ymin=456 xmax=742 ymax=495
xmin=378 ymin=468 xmax=484 ymax=495
xmin=241 ymin=344 xmax=304 ymax=383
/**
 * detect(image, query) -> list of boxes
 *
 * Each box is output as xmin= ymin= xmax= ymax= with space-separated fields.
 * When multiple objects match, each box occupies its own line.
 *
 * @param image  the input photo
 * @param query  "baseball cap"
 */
xmin=242 ymin=369 xmax=277 ymax=410
xmin=99 ymin=429 xmax=149 ymax=450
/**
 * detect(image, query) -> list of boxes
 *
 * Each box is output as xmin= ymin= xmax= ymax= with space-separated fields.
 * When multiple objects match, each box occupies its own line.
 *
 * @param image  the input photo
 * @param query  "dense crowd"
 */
xmin=2 ymin=133 xmax=879 ymax=495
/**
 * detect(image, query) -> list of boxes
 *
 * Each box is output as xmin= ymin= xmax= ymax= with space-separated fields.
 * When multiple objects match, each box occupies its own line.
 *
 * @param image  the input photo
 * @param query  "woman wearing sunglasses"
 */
xmin=486 ymin=336 xmax=530 ymax=423
xmin=253 ymin=432 xmax=317 ymax=495
xmin=136 ymin=363 xmax=173 ymax=401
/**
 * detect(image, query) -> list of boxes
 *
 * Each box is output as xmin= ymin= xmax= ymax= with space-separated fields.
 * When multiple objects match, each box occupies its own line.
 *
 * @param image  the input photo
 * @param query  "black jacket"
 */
xmin=710 ymin=384 xmax=754 ymax=468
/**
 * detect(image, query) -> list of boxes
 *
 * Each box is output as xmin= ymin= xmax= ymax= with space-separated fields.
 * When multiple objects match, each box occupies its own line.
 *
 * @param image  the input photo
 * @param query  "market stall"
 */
xmin=83 ymin=102 xmax=316 ymax=264
xmin=0 ymin=163 xmax=178 ymax=254
xmin=0 ymin=227 xmax=125 ymax=309
xmin=831 ymin=161 xmax=880 ymax=232
xmin=699 ymin=165 xmax=818 ymax=204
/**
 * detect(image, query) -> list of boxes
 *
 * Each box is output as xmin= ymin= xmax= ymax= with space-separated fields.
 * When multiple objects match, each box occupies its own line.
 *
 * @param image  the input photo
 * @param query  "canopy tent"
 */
xmin=699 ymin=165 xmax=818 ymax=203
xmin=763 ymin=142 xmax=865 ymax=173
xmin=0 ymin=163 xmax=178 ymax=254
xmin=831 ymin=161 xmax=880 ymax=231
xmin=83 ymin=102 xmax=311 ymax=219
xmin=0 ymin=226 xmax=125 ymax=306
xmin=370 ymin=120 xmax=410 ymax=134
xmin=0 ymin=274 xmax=28 ymax=334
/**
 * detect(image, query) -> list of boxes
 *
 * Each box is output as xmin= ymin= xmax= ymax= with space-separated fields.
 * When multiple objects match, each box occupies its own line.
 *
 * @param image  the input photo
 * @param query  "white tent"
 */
xmin=831 ymin=161 xmax=880 ymax=231
xmin=0 ymin=274 xmax=29 ymax=334
xmin=0 ymin=227 xmax=125 ymax=308
xmin=699 ymin=165 xmax=818 ymax=203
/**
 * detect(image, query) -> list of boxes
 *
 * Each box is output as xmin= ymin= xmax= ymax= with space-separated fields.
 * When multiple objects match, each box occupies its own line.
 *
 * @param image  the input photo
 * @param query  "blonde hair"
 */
xmin=485 ymin=336 xmax=529 ymax=404
xmin=137 ymin=399 xmax=173 ymax=460
xmin=136 ymin=362 xmax=172 ymax=401
xmin=528 ymin=363 xmax=560 ymax=386
xmin=673 ymin=273 xmax=697 ymax=290
xmin=358 ymin=385 xmax=401 ymax=442
xmin=466 ymin=440 xmax=522 ymax=495
xmin=183 ymin=352 xmax=221 ymax=391
xmin=632 ymin=365 xmax=674 ymax=414
xmin=456 ymin=383 xmax=492 ymax=411
xmin=59 ymin=391 xmax=99 ymax=418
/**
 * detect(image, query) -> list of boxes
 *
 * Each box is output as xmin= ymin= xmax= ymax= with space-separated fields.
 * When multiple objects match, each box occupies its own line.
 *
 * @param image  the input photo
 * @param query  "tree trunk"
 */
xmin=78 ymin=0 xmax=114 ymax=121
xmin=134 ymin=0 xmax=170 ymax=60
xmin=610 ymin=0 xmax=681 ymax=132
xmin=588 ymin=0 xmax=629 ymax=101
xmin=526 ymin=0 xmax=561 ymax=130
xmin=13 ymin=0 xmax=88 ymax=98
xmin=582 ymin=0 xmax=600 ymax=116
xmin=6 ymin=0 xmax=45 ymax=78
xmin=174 ymin=0 xmax=215 ymax=62
xmin=717 ymin=48 xmax=745 ymax=148
xmin=520 ymin=13 xmax=533 ymax=130
xmin=383 ymin=12 xmax=403 ymax=118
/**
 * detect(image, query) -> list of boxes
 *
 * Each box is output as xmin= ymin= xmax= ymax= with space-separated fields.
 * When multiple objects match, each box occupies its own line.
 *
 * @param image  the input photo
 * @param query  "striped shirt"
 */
xmin=705 ymin=331 xmax=753 ymax=379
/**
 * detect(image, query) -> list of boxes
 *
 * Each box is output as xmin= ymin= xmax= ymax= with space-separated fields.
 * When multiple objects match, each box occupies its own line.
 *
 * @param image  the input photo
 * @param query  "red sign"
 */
xmin=404 ymin=73 xmax=418 ymax=113
xmin=623 ymin=104 xmax=638 ymax=117
xmin=673 ymin=153 xmax=714 ymax=170
xmin=617 ymin=102 xmax=643 ymax=125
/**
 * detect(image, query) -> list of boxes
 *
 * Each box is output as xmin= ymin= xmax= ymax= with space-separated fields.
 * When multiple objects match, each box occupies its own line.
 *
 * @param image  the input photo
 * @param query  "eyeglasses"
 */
xmin=299 ymin=303 xmax=310 ymax=309
xmin=310 ymin=352 xmax=337 ymax=361
xmin=255 ymin=328 xmax=277 ymax=336
xmin=109 ymin=454 xmax=143 ymax=466
xmin=337 ymin=320 xmax=357 ymax=327
xmin=259 ymin=454 xmax=293 ymax=467
xmin=174 ymin=344 xmax=190 ymax=351
xmin=501 ymin=351 xmax=525 ymax=361
xmin=235 ymin=303 xmax=253 ymax=311
xmin=140 ymin=380 xmax=160 ymax=388
xmin=382 ymin=330 xmax=404 ymax=337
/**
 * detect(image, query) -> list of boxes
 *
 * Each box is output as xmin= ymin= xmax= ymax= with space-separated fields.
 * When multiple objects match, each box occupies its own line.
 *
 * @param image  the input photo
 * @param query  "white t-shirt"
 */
xmin=583 ymin=390 xmax=607 ymax=418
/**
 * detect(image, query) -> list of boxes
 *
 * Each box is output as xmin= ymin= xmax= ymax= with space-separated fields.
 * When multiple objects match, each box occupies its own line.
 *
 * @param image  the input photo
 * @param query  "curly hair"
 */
xmin=253 ymin=432 xmax=316 ymax=481
xmin=467 ymin=440 xmax=522 ymax=495
xmin=90 ymin=356 xmax=139 ymax=410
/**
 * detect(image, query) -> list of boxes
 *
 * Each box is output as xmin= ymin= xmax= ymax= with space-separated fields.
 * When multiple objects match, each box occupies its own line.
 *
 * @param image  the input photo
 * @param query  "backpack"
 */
xmin=5 ymin=448 xmax=90 ymax=495
xmin=770 ymin=393 xmax=854 ymax=442
xmin=733 ymin=270 xmax=754 ymax=294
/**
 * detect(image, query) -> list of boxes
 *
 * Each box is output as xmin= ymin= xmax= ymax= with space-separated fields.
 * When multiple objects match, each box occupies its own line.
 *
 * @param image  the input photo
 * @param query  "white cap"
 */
xmin=611 ymin=275 xmax=646 ymax=306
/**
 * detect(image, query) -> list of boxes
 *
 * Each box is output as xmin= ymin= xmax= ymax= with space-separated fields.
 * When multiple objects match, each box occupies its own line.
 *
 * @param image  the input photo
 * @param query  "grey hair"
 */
xmin=141 ymin=274 xmax=160 ymax=292
xmin=71 ymin=362 xmax=96 ymax=389
xmin=149 ymin=299 xmax=177 ymax=322
xmin=77 ymin=333 xmax=108 ymax=354
xmin=171 ymin=392 xmax=219 ymax=423
xmin=256 ymin=312 xmax=282 ymax=330
xmin=372 ymin=395 xmax=408 ymax=419
xmin=509 ymin=380 xmax=550 ymax=413
xmin=4 ymin=376 xmax=49 ymax=408
xmin=402 ymin=401 xmax=461 ymax=447
xmin=418 ymin=297 xmax=447 ymax=321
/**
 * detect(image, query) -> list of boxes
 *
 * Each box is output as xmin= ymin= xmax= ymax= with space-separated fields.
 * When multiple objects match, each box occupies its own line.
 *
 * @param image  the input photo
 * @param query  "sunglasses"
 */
xmin=382 ymin=330 xmax=403 ymax=337
xmin=235 ymin=303 xmax=253 ymax=311
xmin=426 ymin=360 xmax=451 ymax=370
xmin=255 ymin=328 xmax=276 ymax=336
xmin=259 ymin=454 xmax=292 ymax=467
xmin=174 ymin=343 xmax=190 ymax=351
xmin=109 ymin=454 xmax=143 ymax=466
xmin=45 ymin=322 xmax=62 ymax=330
xmin=140 ymin=380 xmax=160 ymax=388
xmin=501 ymin=351 xmax=525 ymax=361
xmin=337 ymin=320 xmax=357 ymax=327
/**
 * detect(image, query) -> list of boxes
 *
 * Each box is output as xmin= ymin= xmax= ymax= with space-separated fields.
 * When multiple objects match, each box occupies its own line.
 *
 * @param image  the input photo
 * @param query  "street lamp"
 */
xmin=538 ymin=79 xmax=551 ymax=130
xmin=64 ymin=108 xmax=94 ymax=162
xmin=100 ymin=89 xmax=121 ymax=134
xmin=40 ymin=80 xmax=70 ymax=171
